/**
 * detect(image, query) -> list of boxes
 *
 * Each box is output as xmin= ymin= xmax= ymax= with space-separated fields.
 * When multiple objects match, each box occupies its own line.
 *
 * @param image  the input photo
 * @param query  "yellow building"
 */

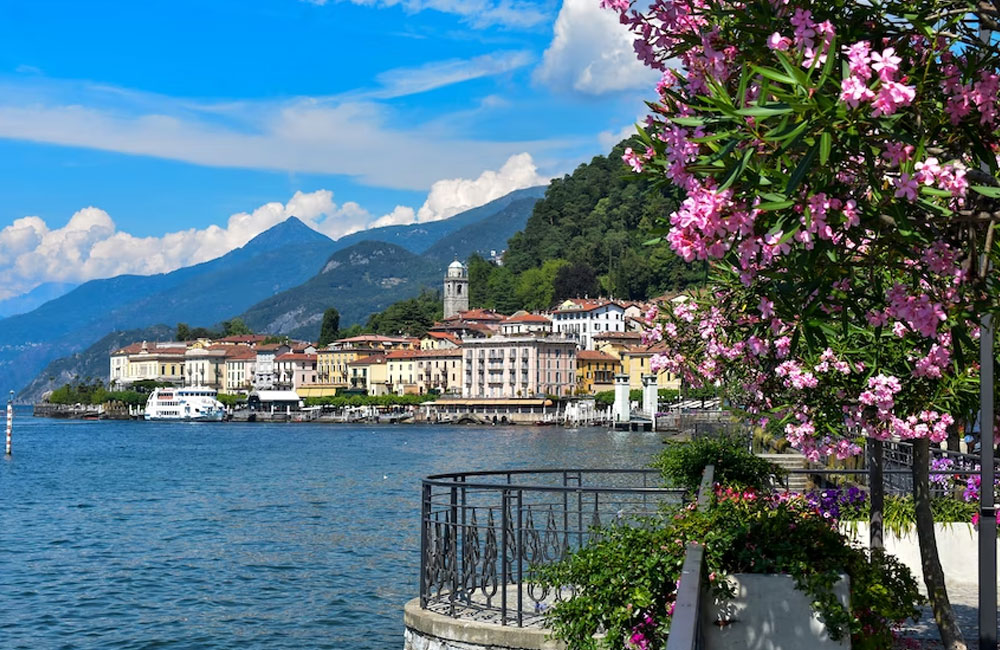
xmin=576 ymin=350 xmax=621 ymax=394
xmin=319 ymin=335 xmax=419 ymax=387
xmin=619 ymin=345 xmax=681 ymax=391
xmin=347 ymin=354 xmax=390 ymax=395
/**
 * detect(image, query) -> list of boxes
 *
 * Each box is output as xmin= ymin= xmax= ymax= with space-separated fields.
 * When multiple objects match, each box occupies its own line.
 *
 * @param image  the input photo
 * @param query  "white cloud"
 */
xmin=0 ymin=72 xmax=565 ymax=192
xmin=372 ymin=51 xmax=533 ymax=98
xmin=305 ymin=0 xmax=550 ymax=29
xmin=0 ymin=152 xmax=549 ymax=300
xmin=416 ymin=152 xmax=547 ymax=222
xmin=598 ymin=120 xmax=641 ymax=150
xmin=534 ymin=0 xmax=656 ymax=95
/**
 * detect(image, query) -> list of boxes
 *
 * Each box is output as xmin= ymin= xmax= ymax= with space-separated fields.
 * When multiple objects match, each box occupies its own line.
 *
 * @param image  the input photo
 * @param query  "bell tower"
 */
xmin=443 ymin=259 xmax=469 ymax=319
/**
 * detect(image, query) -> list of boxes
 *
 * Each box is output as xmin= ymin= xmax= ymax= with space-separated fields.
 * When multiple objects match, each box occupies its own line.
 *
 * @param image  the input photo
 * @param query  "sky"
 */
xmin=0 ymin=0 xmax=657 ymax=301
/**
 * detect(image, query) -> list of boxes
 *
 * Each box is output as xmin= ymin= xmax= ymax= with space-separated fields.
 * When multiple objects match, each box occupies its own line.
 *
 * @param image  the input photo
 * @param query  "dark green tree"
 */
xmin=466 ymin=253 xmax=495 ymax=309
xmin=365 ymin=290 xmax=442 ymax=337
xmin=176 ymin=323 xmax=192 ymax=341
xmin=553 ymin=261 xmax=601 ymax=302
xmin=318 ymin=307 xmax=341 ymax=347
xmin=222 ymin=318 xmax=252 ymax=336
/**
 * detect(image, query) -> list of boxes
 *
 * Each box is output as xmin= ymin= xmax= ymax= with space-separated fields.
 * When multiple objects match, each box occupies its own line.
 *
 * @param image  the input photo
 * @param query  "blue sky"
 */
xmin=0 ymin=0 xmax=656 ymax=300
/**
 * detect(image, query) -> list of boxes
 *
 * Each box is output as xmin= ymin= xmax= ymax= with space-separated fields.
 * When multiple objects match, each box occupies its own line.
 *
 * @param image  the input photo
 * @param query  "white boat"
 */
xmin=144 ymin=387 xmax=226 ymax=421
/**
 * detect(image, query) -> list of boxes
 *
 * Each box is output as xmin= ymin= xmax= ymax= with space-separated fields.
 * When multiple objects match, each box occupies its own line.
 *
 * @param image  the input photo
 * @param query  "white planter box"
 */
xmin=700 ymin=573 xmax=851 ymax=650
xmin=844 ymin=522 xmax=996 ymax=592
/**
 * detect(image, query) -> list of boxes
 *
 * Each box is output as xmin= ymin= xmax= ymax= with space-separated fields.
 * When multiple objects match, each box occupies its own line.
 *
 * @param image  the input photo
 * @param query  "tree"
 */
xmin=366 ymin=290 xmax=442 ymax=338
xmin=221 ymin=318 xmax=252 ymax=337
xmin=606 ymin=0 xmax=1000 ymax=646
xmin=176 ymin=323 xmax=192 ymax=341
xmin=318 ymin=307 xmax=341 ymax=347
xmin=466 ymin=253 xmax=495 ymax=309
xmin=553 ymin=261 xmax=600 ymax=302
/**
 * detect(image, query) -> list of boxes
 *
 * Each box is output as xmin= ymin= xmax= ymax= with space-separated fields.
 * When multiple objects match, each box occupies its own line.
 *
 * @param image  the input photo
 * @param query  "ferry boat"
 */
xmin=144 ymin=387 xmax=226 ymax=421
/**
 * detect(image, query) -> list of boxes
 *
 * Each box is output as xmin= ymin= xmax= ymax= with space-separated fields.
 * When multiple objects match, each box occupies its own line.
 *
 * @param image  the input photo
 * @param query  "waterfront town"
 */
xmin=104 ymin=259 xmax=683 ymax=421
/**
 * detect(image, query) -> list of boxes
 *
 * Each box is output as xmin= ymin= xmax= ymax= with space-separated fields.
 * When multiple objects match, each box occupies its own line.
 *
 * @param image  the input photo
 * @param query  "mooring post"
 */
xmin=5 ymin=390 xmax=13 ymax=456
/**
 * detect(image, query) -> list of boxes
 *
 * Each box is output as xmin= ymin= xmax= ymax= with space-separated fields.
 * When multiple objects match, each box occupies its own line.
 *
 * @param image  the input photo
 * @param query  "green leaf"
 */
xmin=670 ymin=116 xmax=706 ymax=127
xmin=736 ymin=104 xmax=793 ymax=117
xmin=752 ymin=65 xmax=795 ymax=85
xmin=785 ymin=142 xmax=819 ymax=194
xmin=756 ymin=199 xmax=796 ymax=211
xmin=819 ymin=132 xmax=831 ymax=166
xmin=971 ymin=185 xmax=1000 ymax=198
xmin=919 ymin=186 xmax=953 ymax=198
xmin=718 ymin=147 xmax=754 ymax=191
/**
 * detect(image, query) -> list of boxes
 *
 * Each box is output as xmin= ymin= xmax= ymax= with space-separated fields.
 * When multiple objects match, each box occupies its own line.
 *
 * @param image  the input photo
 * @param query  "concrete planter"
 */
xmin=844 ymin=522 xmax=996 ymax=592
xmin=700 ymin=573 xmax=851 ymax=650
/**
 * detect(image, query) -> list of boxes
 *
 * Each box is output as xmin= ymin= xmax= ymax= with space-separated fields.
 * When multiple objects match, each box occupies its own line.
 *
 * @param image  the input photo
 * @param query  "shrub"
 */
xmin=537 ymin=489 xmax=922 ymax=650
xmin=652 ymin=434 xmax=785 ymax=492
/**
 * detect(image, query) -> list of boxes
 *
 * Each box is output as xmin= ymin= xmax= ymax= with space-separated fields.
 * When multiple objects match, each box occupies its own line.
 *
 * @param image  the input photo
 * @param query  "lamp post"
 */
xmin=980 ymin=312 xmax=996 ymax=650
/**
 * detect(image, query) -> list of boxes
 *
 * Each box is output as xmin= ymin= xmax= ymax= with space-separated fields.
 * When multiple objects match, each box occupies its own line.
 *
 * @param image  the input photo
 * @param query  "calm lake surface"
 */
xmin=0 ymin=411 xmax=665 ymax=649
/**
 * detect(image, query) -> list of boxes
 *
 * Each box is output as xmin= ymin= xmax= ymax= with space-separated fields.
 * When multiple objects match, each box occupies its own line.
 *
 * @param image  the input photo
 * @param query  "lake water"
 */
xmin=0 ymin=412 xmax=665 ymax=649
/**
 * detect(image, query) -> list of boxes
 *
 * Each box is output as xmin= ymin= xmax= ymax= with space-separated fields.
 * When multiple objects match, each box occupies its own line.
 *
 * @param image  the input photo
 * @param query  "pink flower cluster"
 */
xmin=775 ymin=360 xmax=818 ymax=389
xmin=886 ymin=284 xmax=947 ymax=338
xmin=913 ymin=158 xmax=969 ymax=198
xmin=858 ymin=374 xmax=902 ymax=413
xmin=941 ymin=59 xmax=1000 ymax=126
xmin=666 ymin=183 xmax=758 ymax=262
xmin=839 ymin=42 xmax=915 ymax=117
xmin=768 ymin=9 xmax=834 ymax=68
xmin=912 ymin=342 xmax=951 ymax=379
xmin=891 ymin=410 xmax=954 ymax=443
xmin=622 ymin=146 xmax=655 ymax=173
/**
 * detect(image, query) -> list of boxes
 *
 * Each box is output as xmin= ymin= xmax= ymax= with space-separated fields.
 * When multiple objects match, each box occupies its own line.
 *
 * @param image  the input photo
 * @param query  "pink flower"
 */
xmin=844 ymin=41 xmax=872 ymax=78
xmin=894 ymin=172 xmax=918 ymax=201
xmin=914 ymin=157 xmax=941 ymax=184
xmin=623 ymin=147 xmax=644 ymax=173
xmin=767 ymin=32 xmax=792 ymax=51
xmin=882 ymin=141 xmax=914 ymax=167
xmin=599 ymin=0 xmax=630 ymax=11
xmin=758 ymin=297 xmax=774 ymax=319
xmin=840 ymin=75 xmax=874 ymax=108
xmin=870 ymin=47 xmax=901 ymax=82
xmin=842 ymin=199 xmax=859 ymax=228
xmin=872 ymin=81 xmax=915 ymax=117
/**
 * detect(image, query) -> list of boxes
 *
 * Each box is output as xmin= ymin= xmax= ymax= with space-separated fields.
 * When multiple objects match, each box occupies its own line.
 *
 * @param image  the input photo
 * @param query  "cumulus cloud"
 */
xmin=0 ymin=153 xmax=549 ymax=300
xmin=534 ymin=0 xmax=656 ymax=95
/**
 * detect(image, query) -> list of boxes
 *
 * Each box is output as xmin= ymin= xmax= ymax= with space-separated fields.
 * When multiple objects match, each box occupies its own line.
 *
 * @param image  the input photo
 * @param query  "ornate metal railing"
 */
xmin=419 ymin=469 xmax=687 ymax=627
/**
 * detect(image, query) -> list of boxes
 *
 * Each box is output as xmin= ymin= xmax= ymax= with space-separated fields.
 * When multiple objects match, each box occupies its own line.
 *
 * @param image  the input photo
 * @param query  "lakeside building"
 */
xmin=347 ymin=354 xmax=389 ymax=395
xmin=184 ymin=346 xmax=226 ymax=389
xmin=223 ymin=345 xmax=257 ymax=393
xmin=317 ymin=335 xmax=417 ymax=388
xmin=576 ymin=350 xmax=620 ymax=394
xmin=461 ymin=335 xmax=577 ymax=398
xmin=420 ymin=331 xmax=462 ymax=350
xmin=110 ymin=341 xmax=188 ymax=387
xmin=253 ymin=343 xmax=290 ymax=391
xmin=550 ymin=299 xmax=626 ymax=350
xmin=384 ymin=349 xmax=462 ymax=395
xmin=275 ymin=352 xmax=318 ymax=391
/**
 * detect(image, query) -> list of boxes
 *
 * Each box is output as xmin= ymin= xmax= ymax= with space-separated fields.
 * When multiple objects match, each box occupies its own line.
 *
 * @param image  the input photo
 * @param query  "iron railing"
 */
xmin=419 ymin=469 xmax=687 ymax=627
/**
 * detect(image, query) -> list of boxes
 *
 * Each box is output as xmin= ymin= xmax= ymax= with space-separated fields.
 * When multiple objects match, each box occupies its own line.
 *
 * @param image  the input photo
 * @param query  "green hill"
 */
xmin=239 ymin=241 xmax=441 ymax=340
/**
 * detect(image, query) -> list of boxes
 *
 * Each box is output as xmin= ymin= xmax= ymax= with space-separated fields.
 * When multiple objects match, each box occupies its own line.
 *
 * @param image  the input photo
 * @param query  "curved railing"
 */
xmin=419 ymin=469 xmax=687 ymax=627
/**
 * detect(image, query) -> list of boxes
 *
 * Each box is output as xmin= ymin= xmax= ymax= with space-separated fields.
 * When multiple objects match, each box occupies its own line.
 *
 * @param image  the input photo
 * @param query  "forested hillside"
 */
xmin=463 ymin=141 xmax=702 ymax=311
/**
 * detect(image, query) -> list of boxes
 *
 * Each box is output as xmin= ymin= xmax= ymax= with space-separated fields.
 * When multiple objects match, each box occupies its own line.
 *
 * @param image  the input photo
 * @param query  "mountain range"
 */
xmin=9 ymin=186 xmax=546 ymax=399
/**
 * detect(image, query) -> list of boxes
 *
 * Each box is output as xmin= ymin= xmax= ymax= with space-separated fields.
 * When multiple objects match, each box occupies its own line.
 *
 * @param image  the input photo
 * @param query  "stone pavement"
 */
xmin=895 ymin=582 xmax=991 ymax=649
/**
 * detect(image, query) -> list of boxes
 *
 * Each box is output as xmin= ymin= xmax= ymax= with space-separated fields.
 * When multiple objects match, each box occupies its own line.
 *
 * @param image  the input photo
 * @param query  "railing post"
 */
xmin=450 ymin=484 xmax=459 ymax=615
xmin=516 ymin=489 xmax=524 ymax=627
xmin=420 ymin=482 xmax=431 ymax=608
xmin=501 ymin=488 xmax=509 ymax=626
xmin=868 ymin=438 xmax=884 ymax=551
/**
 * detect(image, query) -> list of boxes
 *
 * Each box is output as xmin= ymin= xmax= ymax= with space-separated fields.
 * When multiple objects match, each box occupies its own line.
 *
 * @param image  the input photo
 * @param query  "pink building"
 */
xmin=275 ymin=352 xmax=318 ymax=391
xmin=462 ymin=335 xmax=577 ymax=398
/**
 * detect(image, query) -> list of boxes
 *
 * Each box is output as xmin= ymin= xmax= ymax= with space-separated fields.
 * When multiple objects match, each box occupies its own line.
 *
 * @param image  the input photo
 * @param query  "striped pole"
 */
xmin=5 ymin=391 xmax=12 ymax=456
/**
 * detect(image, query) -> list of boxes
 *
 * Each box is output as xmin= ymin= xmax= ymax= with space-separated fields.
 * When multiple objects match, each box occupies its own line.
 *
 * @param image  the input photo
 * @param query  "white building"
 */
xmin=550 ymin=299 xmax=626 ymax=350
xmin=253 ymin=343 xmax=290 ymax=391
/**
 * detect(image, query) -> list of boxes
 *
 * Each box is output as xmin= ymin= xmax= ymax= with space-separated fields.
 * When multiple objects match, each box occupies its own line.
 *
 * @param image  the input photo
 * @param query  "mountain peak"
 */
xmin=241 ymin=216 xmax=333 ymax=252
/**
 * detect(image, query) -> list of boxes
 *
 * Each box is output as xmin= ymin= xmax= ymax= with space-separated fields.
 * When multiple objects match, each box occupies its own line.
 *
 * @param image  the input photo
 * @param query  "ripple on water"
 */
xmin=0 ymin=419 xmax=664 ymax=649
